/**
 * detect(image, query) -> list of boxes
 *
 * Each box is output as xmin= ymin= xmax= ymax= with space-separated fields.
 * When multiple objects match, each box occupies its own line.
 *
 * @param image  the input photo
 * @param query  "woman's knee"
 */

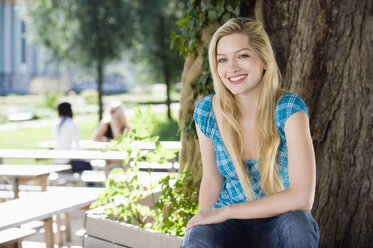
xmin=180 ymin=220 xmax=244 ymax=248
xmin=181 ymin=225 xmax=219 ymax=248
xmin=274 ymin=210 xmax=319 ymax=248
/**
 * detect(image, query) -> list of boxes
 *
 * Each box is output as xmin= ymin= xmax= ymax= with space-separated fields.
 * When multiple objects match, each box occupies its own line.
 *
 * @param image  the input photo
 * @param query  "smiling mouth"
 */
xmin=229 ymin=74 xmax=247 ymax=82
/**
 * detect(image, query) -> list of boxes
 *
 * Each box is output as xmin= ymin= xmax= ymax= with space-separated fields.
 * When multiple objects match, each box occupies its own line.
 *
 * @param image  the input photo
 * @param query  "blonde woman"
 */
xmin=181 ymin=18 xmax=319 ymax=247
xmin=93 ymin=101 xmax=130 ymax=141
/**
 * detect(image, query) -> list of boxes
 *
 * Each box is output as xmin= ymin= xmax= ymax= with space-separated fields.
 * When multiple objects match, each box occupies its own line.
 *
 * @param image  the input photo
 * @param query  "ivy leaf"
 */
xmin=226 ymin=0 xmax=241 ymax=9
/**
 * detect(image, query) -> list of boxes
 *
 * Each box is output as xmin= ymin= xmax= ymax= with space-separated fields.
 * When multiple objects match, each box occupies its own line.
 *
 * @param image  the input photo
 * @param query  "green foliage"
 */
xmin=172 ymin=0 xmax=240 ymax=57
xmin=133 ymin=0 xmax=186 ymax=85
xmin=152 ymin=168 xmax=198 ymax=236
xmin=19 ymin=0 xmax=136 ymax=120
xmin=155 ymin=117 xmax=180 ymax=141
xmin=172 ymin=0 xmax=243 ymax=135
xmin=91 ymin=106 xmax=198 ymax=236
xmin=20 ymin=0 xmax=134 ymax=68
xmin=80 ymin=89 xmax=99 ymax=105
xmin=193 ymin=49 xmax=215 ymax=96
xmin=43 ymin=92 xmax=64 ymax=110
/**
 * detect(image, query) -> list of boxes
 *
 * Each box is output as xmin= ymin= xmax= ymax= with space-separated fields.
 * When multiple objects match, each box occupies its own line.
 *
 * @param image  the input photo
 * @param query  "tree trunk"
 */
xmin=165 ymin=71 xmax=172 ymax=120
xmin=179 ymin=23 xmax=219 ymax=188
xmin=97 ymin=61 xmax=104 ymax=121
xmin=264 ymin=0 xmax=373 ymax=247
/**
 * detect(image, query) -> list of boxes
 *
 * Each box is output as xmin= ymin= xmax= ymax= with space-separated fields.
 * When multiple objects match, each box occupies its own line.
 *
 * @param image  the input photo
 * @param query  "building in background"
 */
xmin=0 ymin=1 xmax=130 ymax=95
xmin=0 ymin=0 xmax=69 ymax=95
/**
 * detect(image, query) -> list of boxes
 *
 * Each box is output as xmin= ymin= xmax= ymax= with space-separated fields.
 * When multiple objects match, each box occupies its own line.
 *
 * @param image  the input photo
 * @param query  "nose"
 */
xmin=227 ymin=58 xmax=240 ymax=73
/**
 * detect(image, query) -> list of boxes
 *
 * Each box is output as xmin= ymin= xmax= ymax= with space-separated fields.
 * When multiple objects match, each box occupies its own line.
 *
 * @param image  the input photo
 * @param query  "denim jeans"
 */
xmin=180 ymin=210 xmax=319 ymax=248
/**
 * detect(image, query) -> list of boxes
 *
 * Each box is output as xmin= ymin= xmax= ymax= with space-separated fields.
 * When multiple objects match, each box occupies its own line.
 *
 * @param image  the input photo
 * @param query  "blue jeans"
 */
xmin=181 ymin=210 xmax=319 ymax=248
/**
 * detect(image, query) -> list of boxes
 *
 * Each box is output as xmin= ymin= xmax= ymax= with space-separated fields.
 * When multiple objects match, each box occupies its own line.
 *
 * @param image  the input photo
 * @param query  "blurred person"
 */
xmin=93 ymin=101 xmax=130 ymax=141
xmin=53 ymin=101 xmax=92 ymax=171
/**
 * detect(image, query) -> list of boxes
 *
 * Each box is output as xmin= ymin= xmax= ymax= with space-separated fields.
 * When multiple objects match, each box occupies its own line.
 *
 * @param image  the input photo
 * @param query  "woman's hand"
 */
xmin=185 ymin=206 xmax=229 ymax=232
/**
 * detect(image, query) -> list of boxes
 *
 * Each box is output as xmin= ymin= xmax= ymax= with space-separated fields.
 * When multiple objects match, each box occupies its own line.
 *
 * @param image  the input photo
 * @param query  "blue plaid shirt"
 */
xmin=194 ymin=93 xmax=309 ymax=208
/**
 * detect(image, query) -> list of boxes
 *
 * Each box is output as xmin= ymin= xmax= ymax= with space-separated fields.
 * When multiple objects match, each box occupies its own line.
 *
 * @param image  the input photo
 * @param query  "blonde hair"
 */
xmin=208 ymin=17 xmax=284 ymax=201
xmin=104 ymin=101 xmax=130 ymax=131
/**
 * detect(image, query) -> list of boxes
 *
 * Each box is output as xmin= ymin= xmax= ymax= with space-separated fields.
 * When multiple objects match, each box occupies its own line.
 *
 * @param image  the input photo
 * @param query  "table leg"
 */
xmin=12 ymin=178 xmax=19 ymax=199
xmin=39 ymin=175 xmax=47 ymax=192
xmin=43 ymin=218 xmax=54 ymax=248
xmin=104 ymin=162 xmax=110 ymax=178
xmin=55 ymin=215 xmax=62 ymax=246
xmin=65 ymin=212 xmax=71 ymax=242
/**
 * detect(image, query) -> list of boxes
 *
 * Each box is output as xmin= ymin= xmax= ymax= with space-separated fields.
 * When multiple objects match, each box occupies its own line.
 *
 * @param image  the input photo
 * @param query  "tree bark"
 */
xmin=97 ymin=61 xmax=104 ymax=121
xmin=264 ymin=0 xmax=373 ymax=247
xmin=165 ymin=70 xmax=172 ymax=120
xmin=179 ymin=23 xmax=219 ymax=188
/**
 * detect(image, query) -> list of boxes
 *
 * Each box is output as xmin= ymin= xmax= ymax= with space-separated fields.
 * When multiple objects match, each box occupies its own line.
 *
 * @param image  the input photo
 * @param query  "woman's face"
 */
xmin=216 ymin=33 xmax=266 ymax=96
xmin=110 ymin=108 xmax=119 ymax=119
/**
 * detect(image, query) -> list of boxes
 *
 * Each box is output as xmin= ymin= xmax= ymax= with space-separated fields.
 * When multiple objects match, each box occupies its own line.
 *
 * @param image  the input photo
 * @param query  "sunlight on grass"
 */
xmin=0 ymin=109 xmax=179 ymax=164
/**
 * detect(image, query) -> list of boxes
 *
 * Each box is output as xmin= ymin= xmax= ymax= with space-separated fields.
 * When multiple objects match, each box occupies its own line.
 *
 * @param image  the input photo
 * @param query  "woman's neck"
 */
xmin=235 ymin=92 xmax=260 ymax=121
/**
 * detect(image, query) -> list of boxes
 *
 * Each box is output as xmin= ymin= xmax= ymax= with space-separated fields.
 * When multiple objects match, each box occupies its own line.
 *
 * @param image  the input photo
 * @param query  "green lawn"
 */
xmin=0 ymin=110 xmax=180 ymax=164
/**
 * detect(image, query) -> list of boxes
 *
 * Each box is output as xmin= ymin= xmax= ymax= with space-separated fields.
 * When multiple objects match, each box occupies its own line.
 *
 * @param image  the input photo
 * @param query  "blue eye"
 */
xmin=218 ymin=58 xmax=227 ymax=63
xmin=239 ymin=54 xmax=249 ymax=59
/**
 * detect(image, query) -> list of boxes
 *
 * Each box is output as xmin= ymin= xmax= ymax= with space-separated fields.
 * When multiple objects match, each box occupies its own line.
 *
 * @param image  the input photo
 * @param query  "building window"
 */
xmin=21 ymin=21 xmax=26 ymax=64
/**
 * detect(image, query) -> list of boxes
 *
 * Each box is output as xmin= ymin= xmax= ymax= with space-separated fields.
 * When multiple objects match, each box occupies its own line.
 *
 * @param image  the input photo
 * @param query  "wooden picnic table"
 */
xmin=0 ymin=141 xmax=181 ymax=177
xmin=36 ymin=139 xmax=181 ymax=150
xmin=0 ymin=186 xmax=104 ymax=248
xmin=0 ymin=149 xmax=129 ymax=178
xmin=0 ymin=149 xmax=128 ymax=161
xmin=37 ymin=140 xmax=111 ymax=150
xmin=0 ymin=164 xmax=71 ymax=198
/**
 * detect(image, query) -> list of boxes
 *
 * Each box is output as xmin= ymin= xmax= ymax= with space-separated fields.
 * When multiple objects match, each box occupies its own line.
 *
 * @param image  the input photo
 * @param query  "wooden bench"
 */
xmin=0 ymin=186 xmax=104 ymax=248
xmin=0 ymin=228 xmax=36 ymax=248
xmin=0 ymin=164 xmax=71 ymax=198
xmin=0 ymin=185 xmax=44 ymax=200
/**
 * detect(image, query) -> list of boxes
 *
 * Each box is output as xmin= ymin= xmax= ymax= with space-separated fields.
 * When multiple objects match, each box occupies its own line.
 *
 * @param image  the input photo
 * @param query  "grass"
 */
xmin=0 ymin=109 xmax=180 ymax=164
xmin=0 ymin=89 xmax=181 ymax=124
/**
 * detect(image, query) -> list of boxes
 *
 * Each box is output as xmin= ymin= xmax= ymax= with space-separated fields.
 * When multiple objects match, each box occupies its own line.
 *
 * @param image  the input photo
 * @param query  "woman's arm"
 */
xmin=186 ymin=111 xmax=316 ymax=230
xmin=92 ymin=121 xmax=108 ymax=141
xmin=109 ymin=118 xmax=124 ymax=138
xmin=196 ymin=124 xmax=225 ymax=210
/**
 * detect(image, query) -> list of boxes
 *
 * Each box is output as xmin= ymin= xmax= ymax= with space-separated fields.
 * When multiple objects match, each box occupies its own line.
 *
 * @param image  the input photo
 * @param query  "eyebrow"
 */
xmin=217 ymin=48 xmax=252 ymax=56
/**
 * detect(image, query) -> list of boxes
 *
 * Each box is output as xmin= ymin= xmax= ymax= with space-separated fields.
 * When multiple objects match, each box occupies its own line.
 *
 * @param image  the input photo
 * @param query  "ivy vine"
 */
xmin=172 ymin=0 xmax=241 ymax=57
xmin=171 ymin=0 xmax=243 ymax=135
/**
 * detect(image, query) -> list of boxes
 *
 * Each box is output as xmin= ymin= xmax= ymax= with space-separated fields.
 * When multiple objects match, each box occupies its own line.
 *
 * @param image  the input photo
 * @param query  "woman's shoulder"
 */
xmin=195 ymin=94 xmax=214 ymax=111
xmin=277 ymin=92 xmax=308 ymax=114
xmin=194 ymin=95 xmax=214 ymax=119
xmin=194 ymin=94 xmax=215 ymax=136
xmin=275 ymin=92 xmax=309 ymax=131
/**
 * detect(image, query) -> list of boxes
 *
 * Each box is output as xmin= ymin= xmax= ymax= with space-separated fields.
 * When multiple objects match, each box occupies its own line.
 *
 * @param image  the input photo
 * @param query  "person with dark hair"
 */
xmin=53 ymin=101 xmax=92 ymax=171
xmin=53 ymin=102 xmax=79 ymax=161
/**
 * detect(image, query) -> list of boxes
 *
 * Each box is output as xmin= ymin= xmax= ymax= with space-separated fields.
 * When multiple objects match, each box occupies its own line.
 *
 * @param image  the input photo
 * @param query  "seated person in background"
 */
xmin=53 ymin=101 xmax=92 ymax=171
xmin=93 ymin=101 xmax=130 ymax=141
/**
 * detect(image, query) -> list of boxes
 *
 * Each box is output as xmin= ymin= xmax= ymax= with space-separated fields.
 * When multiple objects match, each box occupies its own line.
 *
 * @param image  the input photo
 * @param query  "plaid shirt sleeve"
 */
xmin=193 ymin=95 xmax=214 ymax=138
xmin=275 ymin=93 xmax=309 ymax=139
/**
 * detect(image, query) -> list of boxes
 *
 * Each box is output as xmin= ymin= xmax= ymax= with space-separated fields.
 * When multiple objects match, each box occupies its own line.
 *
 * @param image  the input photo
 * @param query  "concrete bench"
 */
xmin=0 ymin=186 xmax=104 ymax=248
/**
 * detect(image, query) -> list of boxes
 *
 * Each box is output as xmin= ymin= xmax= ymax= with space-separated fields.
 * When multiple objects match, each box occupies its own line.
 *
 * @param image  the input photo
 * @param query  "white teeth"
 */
xmin=230 ymin=75 xmax=246 ymax=82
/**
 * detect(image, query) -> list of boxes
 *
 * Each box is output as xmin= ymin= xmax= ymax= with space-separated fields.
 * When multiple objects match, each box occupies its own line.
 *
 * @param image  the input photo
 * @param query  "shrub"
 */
xmin=90 ymin=106 xmax=198 ymax=236
xmin=80 ymin=89 xmax=98 ymax=104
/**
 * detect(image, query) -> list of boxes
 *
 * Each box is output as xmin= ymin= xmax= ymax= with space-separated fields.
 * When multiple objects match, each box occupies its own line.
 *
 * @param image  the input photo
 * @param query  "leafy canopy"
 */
xmin=20 ymin=0 xmax=134 ymax=69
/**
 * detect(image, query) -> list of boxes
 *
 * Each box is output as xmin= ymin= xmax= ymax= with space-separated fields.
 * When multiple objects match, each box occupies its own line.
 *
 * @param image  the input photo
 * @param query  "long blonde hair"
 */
xmin=104 ymin=101 xmax=130 ymax=131
xmin=208 ymin=17 xmax=284 ymax=201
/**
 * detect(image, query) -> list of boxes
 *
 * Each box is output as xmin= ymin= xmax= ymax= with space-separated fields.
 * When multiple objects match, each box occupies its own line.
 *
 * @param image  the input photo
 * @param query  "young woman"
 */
xmin=53 ymin=102 xmax=80 ymax=164
xmin=181 ymin=18 xmax=319 ymax=247
xmin=93 ymin=101 xmax=130 ymax=141
xmin=53 ymin=101 xmax=92 ymax=172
